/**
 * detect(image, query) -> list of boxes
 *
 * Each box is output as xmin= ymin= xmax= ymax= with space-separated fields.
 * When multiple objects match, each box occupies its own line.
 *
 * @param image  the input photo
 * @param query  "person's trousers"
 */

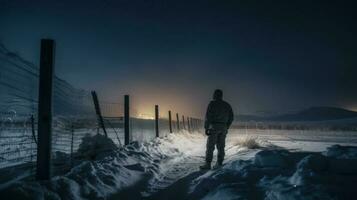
xmin=205 ymin=130 xmax=227 ymax=164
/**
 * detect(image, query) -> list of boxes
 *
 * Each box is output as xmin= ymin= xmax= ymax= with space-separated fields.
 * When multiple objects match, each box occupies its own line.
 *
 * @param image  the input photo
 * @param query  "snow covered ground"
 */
xmin=0 ymin=129 xmax=357 ymax=200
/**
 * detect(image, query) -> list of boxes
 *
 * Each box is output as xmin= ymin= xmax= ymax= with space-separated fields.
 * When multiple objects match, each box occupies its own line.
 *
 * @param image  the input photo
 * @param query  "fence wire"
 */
xmin=0 ymin=42 xmax=203 ymax=182
xmin=0 ymin=43 xmax=38 ymax=173
xmin=0 ymin=43 xmax=102 ymax=177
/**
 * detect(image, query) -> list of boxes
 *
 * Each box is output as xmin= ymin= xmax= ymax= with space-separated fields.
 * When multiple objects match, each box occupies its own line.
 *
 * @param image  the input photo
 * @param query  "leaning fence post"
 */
xmin=124 ymin=95 xmax=130 ymax=145
xmin=168 ymin=110 xmax=172 ymax=133
xmin=31 ymin=115 xmax=38 ymax=145
xmin=36 ymin=39 xmax=55 ymax=181
xmin=91 ymin=91 xmax=108 ymax=137
xmin=155 ymin=105 xmax=159 ymax=137
xmin=176 ymin=113 xmax=180 ymax=130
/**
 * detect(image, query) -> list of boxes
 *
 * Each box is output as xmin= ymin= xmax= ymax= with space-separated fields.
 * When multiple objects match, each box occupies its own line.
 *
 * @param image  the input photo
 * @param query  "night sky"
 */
xmin=1 ymin=0 xmax=356 ymax=117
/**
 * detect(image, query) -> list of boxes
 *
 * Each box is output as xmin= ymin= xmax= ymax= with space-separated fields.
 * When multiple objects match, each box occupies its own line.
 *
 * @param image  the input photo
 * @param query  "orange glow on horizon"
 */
xmin=137 ymin=113 xmax=155 ymax=120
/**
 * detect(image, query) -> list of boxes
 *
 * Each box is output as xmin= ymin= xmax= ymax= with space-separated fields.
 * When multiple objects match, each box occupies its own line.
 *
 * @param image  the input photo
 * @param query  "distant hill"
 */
xmin=235 ymin=114 xmax=265 ymax=121
xmin=236 ymin=107 xmax=357 ymax=122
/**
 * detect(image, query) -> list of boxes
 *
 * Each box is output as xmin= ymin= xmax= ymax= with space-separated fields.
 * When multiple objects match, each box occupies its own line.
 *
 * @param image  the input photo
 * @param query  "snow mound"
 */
xmin=323 ymin=144 xmax=357 ymax=174
xmin=0 ymin=132 xmax=190 ymax=199
xmin=324 ymin=144 xmax=357 ymax=159
xmin=76 ymin=134 xmax=118 ymax=160
xmin=254 ymin=150 xmax=287 ymax=168
xmin=188 ymin=145 xmax=357 ymax=200
xmin=289 ymin=154 xmax=329 ymax=186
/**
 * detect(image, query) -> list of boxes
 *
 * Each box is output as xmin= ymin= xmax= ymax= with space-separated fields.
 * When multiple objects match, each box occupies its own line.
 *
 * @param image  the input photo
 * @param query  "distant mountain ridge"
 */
xmin=236 ymin=107 xmax=357 ymax=122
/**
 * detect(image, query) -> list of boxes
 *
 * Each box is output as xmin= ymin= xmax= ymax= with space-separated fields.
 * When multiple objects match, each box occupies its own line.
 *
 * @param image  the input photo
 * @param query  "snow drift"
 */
xmin=1 ymin=131 xmax=356 ymax=200
xmin=0 ymin=131 xmax=201 ymax=199
xmin=186 ymin=144 xmax=357 ymax=200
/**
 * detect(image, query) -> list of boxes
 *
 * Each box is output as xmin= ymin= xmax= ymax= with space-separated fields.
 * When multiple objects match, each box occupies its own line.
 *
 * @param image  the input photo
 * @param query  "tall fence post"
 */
xmin=91 ymin=91 xmax=108 ymax=137
xmin=176 ymin=113 xmax=180 ymax=130
xmin=36 ymin=39 xmax=55 ymax=181
xmin=182 ymin=115 xmax=185 ymax=130
xmin=168 ymin=110 xmax=172 ymax=133
xmin=187 ymin=116 xmax=191 ymax=132
xmin=187 ymin=117 xmax=193 ymax=132
xmin=194 ymin=118 xmax=197 ymax=131
xmin=124 ymin=95 xmax=130 ymax=145
xmin=193 ymin=118 xmax=196 ymax=131
xmin=155 ymin=105 xmax=159 ymax=137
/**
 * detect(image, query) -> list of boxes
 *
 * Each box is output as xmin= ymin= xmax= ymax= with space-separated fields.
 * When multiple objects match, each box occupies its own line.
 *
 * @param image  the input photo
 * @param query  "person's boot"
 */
xmin=199 ymin=162 xmax=211 ymax=170
xmin=213 ymin=161 xmax=223 ymax=169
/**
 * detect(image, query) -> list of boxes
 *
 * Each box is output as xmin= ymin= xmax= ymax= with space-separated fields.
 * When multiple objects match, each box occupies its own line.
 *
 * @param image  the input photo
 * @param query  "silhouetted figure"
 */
xmin=200 ymin=89 xmax=234 ymax=170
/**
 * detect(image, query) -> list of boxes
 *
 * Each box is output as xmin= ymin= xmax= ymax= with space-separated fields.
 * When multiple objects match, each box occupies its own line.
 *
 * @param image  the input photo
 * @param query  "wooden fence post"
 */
xmin=194 ymin=118 xmax=196 ymax=131
xmin=36 ymin=39 xmax=55 ymax=180
xmin=124 ymin=95 xmax=130 ymax=145
xmin=155 ymin=105 xmax=159 ymax=137
xmin=182 ymin=115 xmax=185 ymax=130
xmin=91 ymin=91 xmax=108 ymax=137
xmin=193 ymin=118 xmax=198 ymax=131
xmin=186 ymin=117 xmax=191 ymax=132
xmin=176 ymin=113 xmax=180 ymax=130
xmin=168 ymin=110 xmax=172 ymax=133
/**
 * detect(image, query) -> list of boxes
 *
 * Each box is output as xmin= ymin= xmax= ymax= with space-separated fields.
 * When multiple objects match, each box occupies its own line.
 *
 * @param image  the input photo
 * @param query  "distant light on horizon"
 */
xmin=137 ymin=113 xmax=155 ymax=120
xmin=344 ymin=104 xmax=357 ymax=112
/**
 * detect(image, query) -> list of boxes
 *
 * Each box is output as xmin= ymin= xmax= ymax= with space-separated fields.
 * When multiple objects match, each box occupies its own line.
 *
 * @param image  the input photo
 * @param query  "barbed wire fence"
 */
xmin=0 ymin=42 xmax=39 ymax=180
xmin=0 ymin=39 xmax=203 ymax=183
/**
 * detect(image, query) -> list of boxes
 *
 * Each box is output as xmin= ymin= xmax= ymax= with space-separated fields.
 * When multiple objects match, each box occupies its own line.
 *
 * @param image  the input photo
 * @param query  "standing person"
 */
xmin=200 ymin=89 xmax=234 ymax=170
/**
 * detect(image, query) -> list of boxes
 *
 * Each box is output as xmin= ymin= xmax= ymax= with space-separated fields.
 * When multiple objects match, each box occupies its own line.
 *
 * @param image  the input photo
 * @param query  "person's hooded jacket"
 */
xmin=204 ymin=90 xmax=234 ymax=131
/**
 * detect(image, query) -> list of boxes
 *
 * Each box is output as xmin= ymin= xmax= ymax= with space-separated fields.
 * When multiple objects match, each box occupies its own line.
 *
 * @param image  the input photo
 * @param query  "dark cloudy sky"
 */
xmin=1 ymin=0 xmax=356 ymax=117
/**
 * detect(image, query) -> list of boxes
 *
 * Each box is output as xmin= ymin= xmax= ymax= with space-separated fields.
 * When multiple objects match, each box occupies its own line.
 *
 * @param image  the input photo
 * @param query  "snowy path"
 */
xmin=142 ymin=155 xmax=203 ymax=197
xmin=111 ymin=132 xmax=262 ymax=200
xmin=142 ymin=151 xmax=259 ymax=200
xmin=111 ymin=130 xmax=357 ymax=200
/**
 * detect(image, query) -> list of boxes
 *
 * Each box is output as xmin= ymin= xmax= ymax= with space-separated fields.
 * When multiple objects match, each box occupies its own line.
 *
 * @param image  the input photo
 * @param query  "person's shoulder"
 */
xmin=222 ymin=100 xmax=232 ymax=108
xmin=207 ymin=100 xmax=215 ymax=107
xmin=221 ymin=100 xmax=230 ymax=105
